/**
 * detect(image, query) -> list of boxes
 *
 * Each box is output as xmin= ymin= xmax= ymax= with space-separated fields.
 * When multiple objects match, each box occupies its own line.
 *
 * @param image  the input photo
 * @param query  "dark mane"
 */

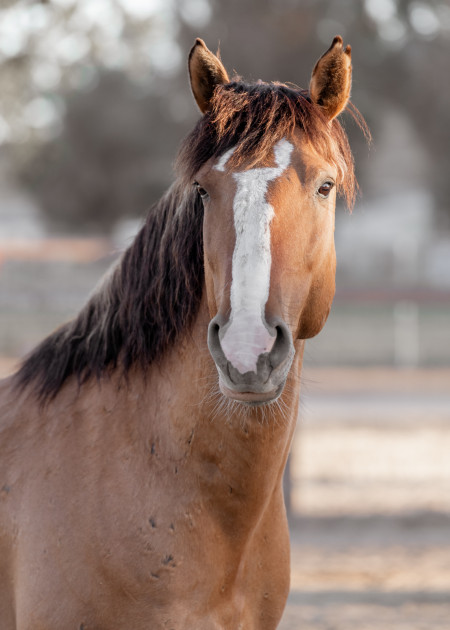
xmin=15 ymin=184 xmax=204 ymax=401
xmin=15 ymin=79 xmax=365 ymax=401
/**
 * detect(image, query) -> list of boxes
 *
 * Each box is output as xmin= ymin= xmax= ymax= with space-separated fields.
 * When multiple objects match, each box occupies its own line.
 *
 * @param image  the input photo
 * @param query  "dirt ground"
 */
xmin=1 ymin=360 xmax=449 ymax=628
xmin=279 ymin=367 xmax=450 ymax=630
xmin=280 ymin=512 xmax=450 ymax=629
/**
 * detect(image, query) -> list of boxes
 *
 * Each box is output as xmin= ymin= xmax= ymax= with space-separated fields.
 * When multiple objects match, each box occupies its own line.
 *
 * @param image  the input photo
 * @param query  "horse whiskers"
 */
xmin=198 ymin=378 xmax=294 ymax=430
xmin=194 ymin=379 xmax=221 ymax=411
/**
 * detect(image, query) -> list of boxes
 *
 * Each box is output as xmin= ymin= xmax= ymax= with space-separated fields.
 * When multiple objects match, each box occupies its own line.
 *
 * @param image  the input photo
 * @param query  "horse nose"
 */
xmin=207 ymin=315 xmax=294 ymax=388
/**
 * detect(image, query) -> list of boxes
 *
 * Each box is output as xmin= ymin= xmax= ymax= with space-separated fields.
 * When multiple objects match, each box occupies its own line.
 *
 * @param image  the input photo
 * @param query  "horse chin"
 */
xmin=218 ymin=378 xmax=285 ymax=406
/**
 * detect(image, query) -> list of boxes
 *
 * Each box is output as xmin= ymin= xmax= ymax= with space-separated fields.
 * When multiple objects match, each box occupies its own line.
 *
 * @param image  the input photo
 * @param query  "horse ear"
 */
xmin=309 ymin=36 xmax=352 ymax=120
xmin=188 ymin=38 xmax=230 ymax=114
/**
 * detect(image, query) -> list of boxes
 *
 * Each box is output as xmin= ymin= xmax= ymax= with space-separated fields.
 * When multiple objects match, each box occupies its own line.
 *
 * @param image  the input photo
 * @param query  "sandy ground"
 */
xmin=279 ymin=367 xmax=450 ymax=629
xmin=1 ymin=361 xmax=449 ymax=628
xmin=280 ymin=512 xmax=450 ymax=629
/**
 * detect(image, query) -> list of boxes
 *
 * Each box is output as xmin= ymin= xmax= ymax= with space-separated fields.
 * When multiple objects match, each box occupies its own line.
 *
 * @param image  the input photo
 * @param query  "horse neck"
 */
xmin=145 ymin=293 xmax=304 ymax=532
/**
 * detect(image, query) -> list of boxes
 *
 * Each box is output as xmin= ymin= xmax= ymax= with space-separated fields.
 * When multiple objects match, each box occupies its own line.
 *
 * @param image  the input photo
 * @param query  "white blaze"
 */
xmin=216 ymin=138 xmax=294 ymax=374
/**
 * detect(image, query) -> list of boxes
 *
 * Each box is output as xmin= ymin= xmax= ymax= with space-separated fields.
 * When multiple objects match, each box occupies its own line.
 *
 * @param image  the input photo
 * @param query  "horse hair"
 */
xmin=15 ymin=80 xmax=365 ymax=401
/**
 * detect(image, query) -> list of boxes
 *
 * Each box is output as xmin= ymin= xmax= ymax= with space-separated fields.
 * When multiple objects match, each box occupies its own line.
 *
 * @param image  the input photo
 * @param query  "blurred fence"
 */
xmin=1 ymin=244 xmax=449 ymax=367
xmin=306 ymin=290 xmax=450 ymax=368
xmin=0 ymin=239 xmax=114 ymax=357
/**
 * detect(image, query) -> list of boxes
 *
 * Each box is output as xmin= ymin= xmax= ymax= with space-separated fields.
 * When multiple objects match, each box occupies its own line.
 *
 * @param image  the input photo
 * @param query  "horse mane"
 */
xmin=15 ymin=184 xmax=205 ymax=401
xmin=15 ymin=79 xmax=365 ymax=401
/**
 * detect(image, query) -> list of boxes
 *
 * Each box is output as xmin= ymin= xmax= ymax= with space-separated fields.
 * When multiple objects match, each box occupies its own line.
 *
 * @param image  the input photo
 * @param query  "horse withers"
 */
xmin=0 ymin=37 xmax=364 ymax=629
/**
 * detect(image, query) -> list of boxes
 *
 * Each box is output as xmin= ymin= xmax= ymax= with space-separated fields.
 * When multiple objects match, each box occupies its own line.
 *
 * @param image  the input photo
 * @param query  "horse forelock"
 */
xmin=176 ymin=79 xmax=362 ymax=209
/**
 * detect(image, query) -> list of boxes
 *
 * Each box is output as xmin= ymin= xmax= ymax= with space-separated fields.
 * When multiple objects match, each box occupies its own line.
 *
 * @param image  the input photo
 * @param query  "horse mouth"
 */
xmin=219 ymin=379 xmax=285 ymax=406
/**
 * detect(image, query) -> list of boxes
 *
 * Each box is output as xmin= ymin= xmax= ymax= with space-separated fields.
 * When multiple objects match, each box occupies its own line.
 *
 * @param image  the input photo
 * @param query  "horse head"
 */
xmin=187 ymin=37 xmax=353 ymax=406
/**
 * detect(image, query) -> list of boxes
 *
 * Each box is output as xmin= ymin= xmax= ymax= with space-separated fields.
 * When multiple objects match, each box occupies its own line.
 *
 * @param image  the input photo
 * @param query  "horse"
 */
xmin=0 ymin=37 xmax=365 ymax=629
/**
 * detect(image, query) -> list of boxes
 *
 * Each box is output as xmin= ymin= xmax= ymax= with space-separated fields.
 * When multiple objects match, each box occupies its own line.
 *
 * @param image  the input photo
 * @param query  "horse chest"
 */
xmin=13 ymin=448 xmax=287 ymax=630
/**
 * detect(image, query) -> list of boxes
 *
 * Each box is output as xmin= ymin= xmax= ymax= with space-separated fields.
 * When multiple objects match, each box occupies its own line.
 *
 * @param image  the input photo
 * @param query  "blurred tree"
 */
xmin=0 ymin=0 xmax=202 ymax=232
xmin=0 ymin=0 xmax=449 ymax=231
xmin=19 ymin=72 xmax=190 ymax=232
xmin=0 ymin=0 xmax=185 ymax=144
xmin=201 ymin=0 xmax=450 ymax=225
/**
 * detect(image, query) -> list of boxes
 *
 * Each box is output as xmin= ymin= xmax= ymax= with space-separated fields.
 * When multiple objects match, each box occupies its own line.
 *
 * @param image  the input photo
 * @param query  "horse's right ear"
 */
xmin=309 ymin=35 xmax=352 ymax=120
xmin=189 ymin=38 xmax=230 ymax=114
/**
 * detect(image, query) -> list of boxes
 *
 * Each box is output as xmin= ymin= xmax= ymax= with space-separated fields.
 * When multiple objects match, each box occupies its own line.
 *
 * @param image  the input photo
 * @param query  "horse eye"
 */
xmin=193 ymin=182 xmax=209 ymax=199
xmin=318 ymin=181 xmax=335 ymax=198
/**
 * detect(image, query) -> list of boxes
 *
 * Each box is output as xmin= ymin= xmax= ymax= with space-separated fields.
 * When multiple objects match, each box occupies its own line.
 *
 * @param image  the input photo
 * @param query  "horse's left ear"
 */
xmin=189 ymin=38 xmax=230 ymax=114
xmin=309 ymin=35 xmax=352 ymax=120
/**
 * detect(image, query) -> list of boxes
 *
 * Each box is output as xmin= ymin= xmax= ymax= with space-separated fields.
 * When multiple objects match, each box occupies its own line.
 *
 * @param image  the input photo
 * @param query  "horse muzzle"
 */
xmin=207 ymin=314 xmax=295 ymax=404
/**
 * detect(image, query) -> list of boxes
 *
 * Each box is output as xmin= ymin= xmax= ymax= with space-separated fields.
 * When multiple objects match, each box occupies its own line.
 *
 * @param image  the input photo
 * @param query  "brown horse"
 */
xmin=0 ymin=37 xmax=364 ymax=629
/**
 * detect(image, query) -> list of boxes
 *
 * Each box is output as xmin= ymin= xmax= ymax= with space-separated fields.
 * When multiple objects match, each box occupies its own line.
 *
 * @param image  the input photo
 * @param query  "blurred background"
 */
xmin=0 ymin=0 xmax=449 ymax=628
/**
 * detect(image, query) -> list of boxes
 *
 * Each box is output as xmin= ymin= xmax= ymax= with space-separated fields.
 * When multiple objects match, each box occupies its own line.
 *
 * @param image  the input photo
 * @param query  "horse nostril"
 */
xmin=207 ymin=317 xmax=228 ymax=372
xmin=269 ymin=321 xmax=293 ymax=369
xmin=207 ymin=320 xmax=220 ymax=352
